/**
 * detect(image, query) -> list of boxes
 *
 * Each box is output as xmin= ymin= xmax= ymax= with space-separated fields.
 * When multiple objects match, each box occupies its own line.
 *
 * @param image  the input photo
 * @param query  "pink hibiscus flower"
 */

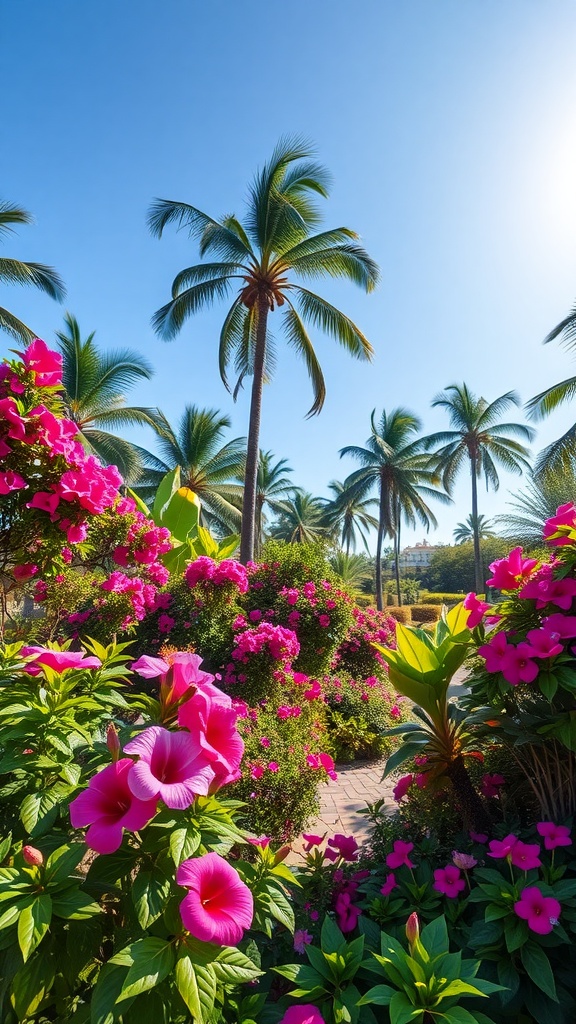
xmin=536 ymin=822 xmax=572 ymax=850
xmin=463 ymin=592 xmax=490 ymax=627
xmin=176 ymin=852 xmax=253 ymax=945
xmin=21 ymin=646 xmax=101 ymax=674
xmin=433 ymin=865 xmax=465 ymax=898
xmin=124 ymin=726 xmax=215 ymax=808
xmin=386 ymin=840 xmax=415 ymax=870
xmin=514 ymin=887 xmax=561 ymax=934
xmin=69 ymin=759 xmax=157 ymax=853
xmin=279 ymin=1007 xmax=325 ymax=1024
xmin=486 ymin=547 xmax=538 ymax=590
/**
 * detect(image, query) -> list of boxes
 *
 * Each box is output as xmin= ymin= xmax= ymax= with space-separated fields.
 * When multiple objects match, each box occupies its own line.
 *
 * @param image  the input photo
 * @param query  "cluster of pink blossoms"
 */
xmin=185 ymin=555 xmax=248 ymax=593
xmin=70 ymin=652 xmax=244 ymax=854
xmin=231 ymin=622 xmax=301 ymax=665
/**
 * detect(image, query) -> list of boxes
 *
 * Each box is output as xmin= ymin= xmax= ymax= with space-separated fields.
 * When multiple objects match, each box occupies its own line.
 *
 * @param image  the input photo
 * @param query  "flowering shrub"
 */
xmin=323 ymin=671 xmax=407 ymax=761
xmin=0 ymin=340 xmax=172 ymax=637
xmin=332 ymin=604 xmax=396 ymax=680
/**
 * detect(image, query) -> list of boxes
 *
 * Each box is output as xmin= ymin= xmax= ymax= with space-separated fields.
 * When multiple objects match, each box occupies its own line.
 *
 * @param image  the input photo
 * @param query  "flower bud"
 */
xmin=274 ymin=844 xmax=292 ymax=865
xmin=106 ymin=723 xmax=121 ymax=761
xmin=22 ymin=845 xmax=44 ymax=867
xmin=406 ymin=911 xmax=420 ymax=948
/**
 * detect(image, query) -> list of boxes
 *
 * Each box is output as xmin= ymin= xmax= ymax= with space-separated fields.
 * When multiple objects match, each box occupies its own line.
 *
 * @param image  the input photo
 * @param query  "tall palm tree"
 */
xmin=525 ymin=308 xmax=576 ymax=477
xmin=494 ymin=463 xmax=576 ymax=546
xmin=322 ymin=479 xmax=379 ymax=555
xmin=56 ymin=313 xmax=158 ymax=481
xmin=1 ymin=201 xmax=65 ymax=341
xmin=133 ymin=406 xmax=246 ymax=533
xmin=328 ymin=550 xmax=373 ymax=593
xmin=269 ymin=491 xmax=330 ymax=545
xmin=340 ymin=409 xmax=450 ymax=610
xmin=453 ymin=513 xmax=494 ymax=545
xmin=148 ymin=137 xmax=379 ymax=563
xmin=251 ymin=450 xmax=298 ymax=556
xmin=423 ymin=384 xmax=533 ymax=593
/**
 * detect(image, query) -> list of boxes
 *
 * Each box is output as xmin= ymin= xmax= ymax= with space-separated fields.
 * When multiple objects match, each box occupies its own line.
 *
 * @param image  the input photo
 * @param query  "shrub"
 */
xmin=409 ymin=604 xmax=441 ymax=623
xmin=323 ymin=672 xmax=407 ymax=762
xmin=419 ymin=592 xmax=467 ymax=604
xmin=332 ymin=605 xmax=396 ymax=680
xmin=387 ymin=605 xmax=411 ymax=623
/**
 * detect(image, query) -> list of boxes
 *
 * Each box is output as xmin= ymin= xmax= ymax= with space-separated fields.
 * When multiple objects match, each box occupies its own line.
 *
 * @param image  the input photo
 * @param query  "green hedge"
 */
xmin=387 ymin=605 xmax=412 ymax=623
xmin=419 ymin=592 xmax=467 ymax=605
xmin=410 ymin=604 xmax=441 ymax=622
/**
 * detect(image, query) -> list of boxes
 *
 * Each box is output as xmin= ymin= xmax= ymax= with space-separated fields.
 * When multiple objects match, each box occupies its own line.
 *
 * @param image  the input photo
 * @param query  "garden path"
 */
xmin=290 ymin=666 xmax=471 ymax=857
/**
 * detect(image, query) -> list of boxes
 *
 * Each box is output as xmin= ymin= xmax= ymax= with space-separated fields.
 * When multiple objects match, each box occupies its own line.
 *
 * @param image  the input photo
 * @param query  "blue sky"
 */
xmin=3 ymin=0 xmax=576 ymax=547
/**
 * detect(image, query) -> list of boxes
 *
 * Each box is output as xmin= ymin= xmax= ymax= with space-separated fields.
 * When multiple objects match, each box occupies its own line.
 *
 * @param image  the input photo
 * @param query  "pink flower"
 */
xmin=510 ymin=840 xmax=542 ymax=870
xmin=500 ymin=643 xmax=539 ymax=686
xmin=302 ymin=833 xmax=325 ymax=852
xmin=260 ymin=736 xmax=271 ymax=748
xmin=23 ymin=338 xmax=63 ymax=387
xmin=22 ymin=846 xmax=44 ymax=867
xmin=481 ymin=773 xmax=505 ymax=798
xmin=542 ymin=613 xmax=576 ymax=638
xmin=488 ymin=834 xmax=518 ymax=860
xmin=12 ymin=563 xmax=38 ymax=582
xmin=250 ymin=765 xmax=264 ymax=780
xmin=520 ymin=569 xmax=576 ymax=610
xmin=304 ymin=680 xmax=322 ymax=700
xmin=21 ymin=646 xmax=101 ymax=674
xmin=335 ymin=890 xmax=361 ymax=932
xmin=525 ymin=628 xmax=563 ymax=659
xmin=318 ymin=614 xmax=331 ymax=628
xmin=132 ymin=651 xmax=216 ymax=708
xmin=434 ymin=865 xmax=466 ymax=898
xmin=176 ymin=852 xmax=253 ymax=945
xmin=285 ymin=588 xmax=299 ymax=605
xmin=328 ymin=834 xmax=359 ymax=862
xmin=247 ymin=836 xmax=271 ymax=848
xmin=543 ymin=503 xmax=576 ymax=546
xmin=67 ymin=522 xmax=88 ymax=544
xmin=390 ymin=705 xmax=401 ymax=719
xmin=537 ymin=822 xmax=572 ymax=850
xmin=213 ymin=559 xmax=249 ymax=592
xmin=386 ymin=840 xmax=415 ymax=869
xmin=452 ymin=851 xmax=477 ymax=870
xmin=287 ymin=610 xmax=301 ymax=625
xmin=279 ymin=1007 xmax=325 ymax=1024
xmin=124 ymin=726 xmax=215 ymax=809
xmin=185 ymin=556 xmax=216 ymax=587
xmin=158 ymin=613 xmax=175 ymax=634
xmin=69 ymin=759 xmax=157 ymax=853
xmin=179 ymin=687 xmax=244 ymax=784
xmin=393 ymin=774 xmax=413 ymax=802
xmin=514 ymin=887 xmax=561 ymax=934
xmin=293 ymin=929 xmax=313 ymax=953
xmin=470 ymin=831 xmax=488 ymax=844
xmin=486 ymin=547 xmax=539 ymax=590
xmin=267 ymin=761 xmax=279 ymax=772
xmin=463 ymin=592 xmax=490 ymax=628
xmin=26 ymin=490 xmax=60 ymax=516
xmin=303 ymin=582 xmax=316 ymax=599
xmin=0 ymin=470 xmax=27 ymax=494
xmin=249 ymin=609 xmax=262 ymax=622
xmin=380 ymin=872 xmax=397 ymax=895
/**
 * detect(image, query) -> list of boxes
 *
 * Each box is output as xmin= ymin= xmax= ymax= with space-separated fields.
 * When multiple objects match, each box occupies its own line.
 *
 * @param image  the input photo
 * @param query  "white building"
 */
xmin=397 ymin=539 xmax=440 ymax=570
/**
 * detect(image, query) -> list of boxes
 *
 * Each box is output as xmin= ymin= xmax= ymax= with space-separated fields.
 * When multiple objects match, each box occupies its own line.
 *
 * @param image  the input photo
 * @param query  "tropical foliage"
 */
xmin=0 ymin=200 xmax=65 ymax=342
xmin=453 ymin=512 xmax=494 ymax=545
xmin=526 ymin=302 xmax=576 ymax=476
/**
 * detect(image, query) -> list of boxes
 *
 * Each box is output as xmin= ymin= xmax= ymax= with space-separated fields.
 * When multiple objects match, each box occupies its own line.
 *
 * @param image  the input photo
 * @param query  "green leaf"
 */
xmin=153 ymin=466 xmax=181 ymax=519
xmin=504 ymin=915 xmax=528 ymax=953
xmin=0 ymin=833 xmax=12 ymax=863
xmin=213 ymin=944 xmax=262 ymax=984
xmin=161 ymin=487 xmax=200 ymax=542
xmin=169 ymin=826 xmax=201 ymax=865
xmin=497 ymin=957 xmax=520 ymax=1001
xmin=45 ymin=842 xmax=86 ymax=883
xmin=357 ymin=983 xmax=395 ymax=1005
xmin=382 ymin=738 xmax=429 ymax=778
xmin=174 ymin=955 xmax=217 ymax=1022
xmin=127 ymin=488 xmax=152 ymax=516
xmin=91 ymin=962 xmax=130 ymax=1024
xmin=321 ymin=914 xmax=346 ymax=953
xmin=521 ymin=942 xmax=558 ymax=1002
xmin=389 ymin=990 xmax=423 ymax=1024
xmin=162 ymin=541 xmax=193 ymax=574
xmin=441 ymin=1009 xmax=488 ymax=1024
xmin=52 ymin=890 xmax=101 ymax=919
xmin=132 ymin=866 xmax=172 ymax=928
xmin=420 ymin=914 xmax=448 ymax=957
xmin=11 ymin=951 xmax=56 ymax=1020
xmin=437 ymin=979 xmax=487 ymax=1000
xmin=117 ymin=938 xmax=175 ymax=1001
xmin=17 ymin=894 xmax=52 ymax=962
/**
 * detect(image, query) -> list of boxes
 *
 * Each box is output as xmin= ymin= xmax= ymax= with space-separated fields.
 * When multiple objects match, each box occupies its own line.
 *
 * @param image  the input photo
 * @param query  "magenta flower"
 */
xmin=124 ymin=726 xmax=215 ymax=809
xmin=267 ymin=761 xmax=279 ymax=772
xmin=500 ymin=643 xmax=539 ymax=686
xmin=302 ymin=833 xmax=325 ymax=852
xmin=433 ymin=865 xmax=466 ymax=898
xmin=21 ymin=646 xmax=101 ymax=674
xmin=486 ymin=547 xmax=538 ymax=590
xmin=537 ymin=822 xmax=572 ymax=850
xmin=481 ymin=773 xmax=505 ymax=798
xmin=452 ymin=851 xmax=477 ymax=870
xmin=380 ymin=872 xmax=397 ymax=895
xmin=69 ymin=759 xmax=157 ymax=853
xmin=0 ymin=470 xmax=27 ymax=494
xmin=327 ymin=834 xmax=359 ymax=862
xmin=335 ymin=890 xmax=361 ymax=932
xmin=525 ymin=628 xmax=563 ymax=659
xmin=318 ymin=614 xmax=331 ymax=628
xmin=279 ymin=1007 xmax=325 ymax=1024
xmin=13 ymin=563 xmax=38 ymax=582
xmin=179 ymin=687 xmax=244 ymax=783
xmin=386 ymin=840 xmax=415 ymax=869
xmin=293 ymin=929 xmax=313 ymax=953
xmin=470 ymin=831 xmax=488 ymax=844
xmin=23 ymin=338 xmax=63 ymax=386
xmin=463 ymin=592 xmax=490 ymax=628
xmin=510 ymin=840 xmax=542 ymax=870
xmin=514 ymin=887 xmax=561 ymax=934
xmin=393 ymin=774 xmax=413 ymax=802
xmin=184 ymin=555 xmax=216 ymax=587
xmin=488 ymin=834 xmax=518 ymax=860
xmin=542 ymin=613 xmax=576 ymax=638
xmin=250 ymin=765 xmax=264 ymax=780
xmin=176 ymin=852 xmax=253 ymax=945
xmin=543 ymin=503 xmax=576 ymax=546
xmin=520 ymin=570 xmax=576 ymax=610
xmin=132 ymin=651 xmax=217 ymax=707
xmin=478 ymin=631 xmax=510 ymax=673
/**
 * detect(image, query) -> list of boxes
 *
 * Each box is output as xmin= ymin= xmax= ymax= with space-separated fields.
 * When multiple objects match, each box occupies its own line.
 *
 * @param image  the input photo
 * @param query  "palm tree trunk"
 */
xmin=470 ymin=457 xmax=482 ymax=593
xmin=240 ymin=299 xmax=268 ymax=564
xmin=375 ymin=479 xmax=386 ymax=612
xmin=255 ymin=496 xmax=263 ymax=558
xmin=394 ymin=497 xmax=402 ymax=606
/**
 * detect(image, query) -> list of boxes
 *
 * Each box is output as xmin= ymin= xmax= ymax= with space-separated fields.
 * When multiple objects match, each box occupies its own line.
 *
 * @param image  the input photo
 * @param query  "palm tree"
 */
xmin=328 ymin=550 xmax=373 ymax=593
xmin=423 ymin=384 xmax=533 ymax=593
xmin=148 ymin=137 xmax=379 ymax=563
xmin=269 ymin=491 xmax=330 ymax=545
xmin=494 ymin=463 xmax=576 ymax=546
xmin=453 ymin=513 xmax=494 ymax=545
xmin=340 ymin=409 xmax=450 ymax=610
xmin=1 ymin=201 xmax=65 ymax=341
xmin=133 ymin=406 xmax=246 ymax=533
xmin=251 ymin=451 xmax=299 ymax=556
xmin=322 ymin=479 xmax=379 ymax=555
xmin=56 ymin=313 xmax=159 ymax=481
xmin=525 ymin=309 xmax=576 ymax=477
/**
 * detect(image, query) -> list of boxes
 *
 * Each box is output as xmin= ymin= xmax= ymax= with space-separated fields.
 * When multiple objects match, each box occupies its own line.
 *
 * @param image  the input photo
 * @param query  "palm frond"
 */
xmin=526 ymin=377 xmax=576 ymax=421
xmin=0 ymin=305 xmax=35 ymax=342
xmin=151 ymin=277 xmax=233 ymax=340
xmin=0 ymin=258 xmax=66 ymax=301
xmin=282 ymin=301 xmax=326 ymax=416
xmin=0 ymin=201 xmax=34 ymax=238
xmin=293 ymin=287 xmax=373 ymax=360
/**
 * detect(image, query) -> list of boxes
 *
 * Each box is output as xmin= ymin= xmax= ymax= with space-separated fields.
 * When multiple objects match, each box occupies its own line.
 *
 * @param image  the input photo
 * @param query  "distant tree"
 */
xmin=340 ymin=408 xmax=450 ymax=609
xmin=0 ymin=200 xmax=65 ymax=342
xmin=423 ymin=384 xmax=533 ymax=593
xmin=252 ymin=451 xmax=298 ymax=556
xmin=322 ymin=479 xmax=379 ymax=555
xmin=453 ymin=513 xmax=494 ymax=545
xmin=57 ymin=313 xmax=158 ymax=481
xmin=426 ymin=537 xmax=512 ymax=594
xmin=328 ymin=550 xmax=373 ymax=592
xmin=495 ymin=464 xmax=576 ymax=547
xmin=148 ymin=137 xmax=379 ymax=563
xmin=133 ymin=406 xmax=246 ymax=533
xmin=270 ymin=491 xmax=330 ymax=544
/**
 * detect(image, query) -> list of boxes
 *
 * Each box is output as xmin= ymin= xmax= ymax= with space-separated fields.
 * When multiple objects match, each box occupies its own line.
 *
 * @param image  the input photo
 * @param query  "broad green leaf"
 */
xmin=91 ymin=961 xmax=130 ymax=1024
xmin=162 ymin=487 xmax=200 ymax=543
xmin=381 ymin=738 xmax=429 ymax=778
xmin=193 ymin=525 xmax=218 ymax=557
xmin=444 ymin=601 xmax=471 ymax=638
xmin=441 ymin=1009 xmax=488 ymax=1024
xmin=175 ymin=955 xmax=217 ymax=1022
xmin=0 ymin=833 xmax=12 ymax=863
xmin=420 ymin=915 xmax=448 ymax=957
xmin=321 ymin=914 xmax=346 ymax=953
xmin=389 ymin=990 xmax=423 ymax=1024
xmin=127 ymin=488 xmax=152 ymax=516
xmin=162 ymin=542 xmax=193 ymax=574
xmin=153 ymin=466 xmax=181 ymax=519
xmin=170 ymin=826 xmax=201 ymax=866
xmin=117 ymin=938 xmax=175 ymax=1001
xmin=437 ymin=979 xmax=487 ymax=1000
xmin=52 ymin=890 xmax=101 ymax=919
xmin=45 ymin=842 xmax=86 ymax=883
xmin=18 ymin=894 xmax=52 ymax=962
xmin=357 ymin=983 xmax=395 ymax=1005
xmin=11 ymin=951 xmax=56 ymax=1020
xmin=520 ymin=942 xmax=558 ymax=1002
xmin=132 ymin=866 xmax=172 ymax=928
xmin=213 ymin=945 xmax=261 ymax=984
xmin=395 ymin=624 xmax=440 ymax=675
xmin=215 ymin=533 xmax=240 ymax=559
